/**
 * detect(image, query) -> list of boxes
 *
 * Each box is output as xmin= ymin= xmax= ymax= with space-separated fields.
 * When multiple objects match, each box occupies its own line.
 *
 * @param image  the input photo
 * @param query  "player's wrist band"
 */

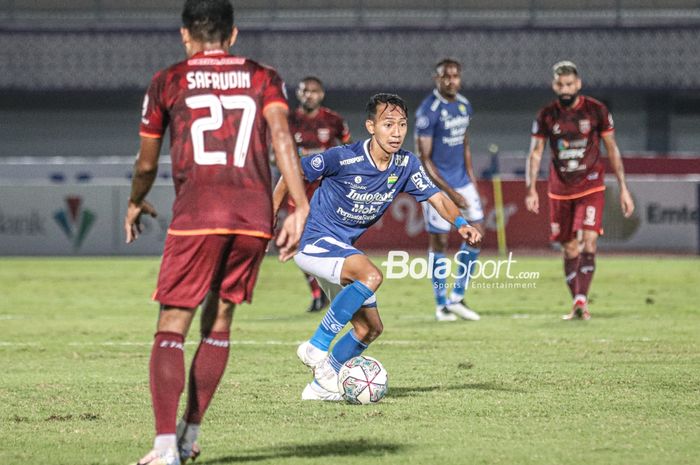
xmin=454 ymin=216 xmax=468 ymax=229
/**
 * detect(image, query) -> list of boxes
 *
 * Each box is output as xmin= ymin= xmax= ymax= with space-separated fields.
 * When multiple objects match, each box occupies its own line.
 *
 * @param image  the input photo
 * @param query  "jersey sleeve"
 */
xmin=531 ymin=108 xmax=548 ymax=140
xmin=139 ymin=71 xmax=169 ymax=139
xmin=262 ymin=68 xmax=289 ymax=111
xmin=300 ymin=147 xmax=342 ymax=182
xmin=597 ymin=103 xmax=615 ymax=135
xmin=414 ymin=102 xmax=439 ymax=138
xmin=402 ymin=155 xmax=440 ymax=202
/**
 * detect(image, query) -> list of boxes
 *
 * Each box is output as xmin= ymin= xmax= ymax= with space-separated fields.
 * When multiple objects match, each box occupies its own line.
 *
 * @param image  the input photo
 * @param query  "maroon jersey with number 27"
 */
xmin=140 ymin=49 xmax=288 ymax=238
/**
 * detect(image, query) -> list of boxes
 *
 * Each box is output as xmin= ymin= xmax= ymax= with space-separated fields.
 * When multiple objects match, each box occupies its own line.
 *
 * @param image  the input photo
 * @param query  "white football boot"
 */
xmin=435 ymin=306 xmax=458 ymax=322
xmin=301 ymin=381 xmax=343 ymax=401
xmin=135 ymin=448 xmax=180 ymax=465
xmin=446 ymin=299 xmax=481 ymax=321
xmin=313 ymin=357 xmax=340 ymax=393
xmin=296 ymin=340 xmax=328 ymax=370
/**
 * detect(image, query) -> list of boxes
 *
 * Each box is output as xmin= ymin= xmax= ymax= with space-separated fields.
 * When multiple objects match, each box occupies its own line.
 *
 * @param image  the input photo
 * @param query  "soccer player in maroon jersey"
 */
xmin=288 ymin=76 xmax=352 ymax=313
xmin=123 ymin=1 xmax=309 ymax=464
xmin=525 ymin=61 xmax=635 ymax=320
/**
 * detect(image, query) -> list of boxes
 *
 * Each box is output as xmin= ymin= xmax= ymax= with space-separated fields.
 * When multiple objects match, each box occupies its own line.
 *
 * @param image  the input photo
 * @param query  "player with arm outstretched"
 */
xmin=273 ymin=93 xmax=481 ymax=401
xmin=124 ymin=1 xmax=308 ymax=464
xmin=415 ymin=58 xmax=485 ymax=322
xmin=525 ymin=61 xmax=634 ymax=320
xmin=285 ymin=76 xmax=352 ymax=313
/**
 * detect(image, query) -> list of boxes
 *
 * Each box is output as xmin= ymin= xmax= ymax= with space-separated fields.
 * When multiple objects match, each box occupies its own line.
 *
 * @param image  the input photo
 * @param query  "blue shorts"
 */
xmin=294 ymin=236 xmax=376 ymax=308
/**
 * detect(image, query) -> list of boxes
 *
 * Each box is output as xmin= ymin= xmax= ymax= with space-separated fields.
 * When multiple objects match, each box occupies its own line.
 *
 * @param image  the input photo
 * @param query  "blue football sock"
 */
xmin=430 ymin=251 xmax=448 ymax=306
xmin=453 ymin=243 xmax=480 ymax=300
xmin=310 ymin=281 xmax=374 ymax=351
xmin=329 ymin=330 xmax=369 ymax=373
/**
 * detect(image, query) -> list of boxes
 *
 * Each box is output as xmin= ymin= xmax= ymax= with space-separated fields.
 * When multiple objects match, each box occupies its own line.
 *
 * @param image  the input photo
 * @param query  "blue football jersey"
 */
xmin=300 ymin=139 xmax=440 ymax=246
xmin=414 ymin=89 xmax=474 ymax=189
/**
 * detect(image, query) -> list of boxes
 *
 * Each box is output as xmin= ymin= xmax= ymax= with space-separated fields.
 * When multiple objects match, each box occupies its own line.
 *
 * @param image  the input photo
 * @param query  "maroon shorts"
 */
xmin=548 ymin=190 xmax=605 ymax=243
xmin=154 ymin=234 xmax=268 ymax=309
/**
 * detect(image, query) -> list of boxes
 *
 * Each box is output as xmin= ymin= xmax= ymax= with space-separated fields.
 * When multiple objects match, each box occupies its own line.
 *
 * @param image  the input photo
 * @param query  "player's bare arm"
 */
xmin=463 ymin=132 xmax=479 ymax=201
xmin=265 ymin=103 xmax=309 ymax=261
xmin=416 ymin=135 xmax=467 ymax=208
xmin=427 ymin=191 xmax=482 ymax=246
xmin=525 ymin=136 xmax=545 ymax=214
xmin=602 ymin=132 xmax=635 ymax=218
xmin=462 ymin=130 xmax=487 ymax=235
xmin=124 ymin=136 xmax=161 ymax=243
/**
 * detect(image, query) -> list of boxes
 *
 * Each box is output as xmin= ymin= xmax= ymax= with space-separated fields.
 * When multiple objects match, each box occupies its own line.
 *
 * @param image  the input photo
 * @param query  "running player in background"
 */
xmin=525 ymin=60 xmax=634 ymax=320
xmin=124 ymin=1 xmax=308 ymax=463
xmin=274 ymin=93 xmax=481 ymax=401
xmin=288 ymin=76 xmax=351 ymax=313
xmin=415 ymin=58 xmax=484 ymax=322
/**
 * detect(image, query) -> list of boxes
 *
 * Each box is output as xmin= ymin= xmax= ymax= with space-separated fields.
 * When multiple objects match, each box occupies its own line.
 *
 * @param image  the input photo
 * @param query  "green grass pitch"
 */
xmin=1 ymin=255 xmax=699 ymax=465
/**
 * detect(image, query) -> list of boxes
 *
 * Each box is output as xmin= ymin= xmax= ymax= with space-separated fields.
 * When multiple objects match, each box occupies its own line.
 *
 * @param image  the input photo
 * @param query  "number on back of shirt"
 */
xmin=185 ymin=94 xmax=256 ymax=167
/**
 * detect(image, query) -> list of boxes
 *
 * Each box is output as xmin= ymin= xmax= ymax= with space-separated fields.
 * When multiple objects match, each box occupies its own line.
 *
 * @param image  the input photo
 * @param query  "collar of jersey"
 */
xmin=433 ymin=89 xmax=449 ymax=104
xmin=363 ymin=139 xmax=394 ymax=172
xmin=193 ymin=49 xmax=228 ymax=58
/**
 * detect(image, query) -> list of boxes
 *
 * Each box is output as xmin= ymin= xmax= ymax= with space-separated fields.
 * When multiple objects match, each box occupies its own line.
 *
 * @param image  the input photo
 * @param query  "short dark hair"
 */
xmin=300 ymin=76 xmax=324 ymax=88
xmin=366 ymin=93 xmax=408 ymax=120
xmin=182 ymin=0 xmax=234 ymax=44
xmin=435 ymin=58 xmax=462 ymax=74
xmin=553 ymin=60 xmax=578 ymax=78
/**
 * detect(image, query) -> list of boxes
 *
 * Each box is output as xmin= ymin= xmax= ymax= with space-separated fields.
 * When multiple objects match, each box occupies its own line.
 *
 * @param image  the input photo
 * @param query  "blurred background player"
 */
xmin=124 ymin=1 xmax=309 ymax=464
xmin=415 ymin=58 xmax=484 ymax=322
xmin=525 ymin=60 xmax=635 ymax=320
xmin=288 ymin=76 xmax=352 ymax=313
xmin=274 ymin=93 xmax=482 ymax=401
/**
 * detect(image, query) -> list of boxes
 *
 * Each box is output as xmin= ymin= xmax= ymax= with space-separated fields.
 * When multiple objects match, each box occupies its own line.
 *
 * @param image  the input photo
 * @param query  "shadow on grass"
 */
xmin=390 ymin=382 xmax=524 ymax=397
xmin=200 ymin=438 xmax=405 ymax=464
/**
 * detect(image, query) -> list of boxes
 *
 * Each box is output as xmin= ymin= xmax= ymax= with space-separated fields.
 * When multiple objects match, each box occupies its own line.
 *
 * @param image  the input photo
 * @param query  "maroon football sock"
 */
xmin=564 ymin=256 xmax=580 ymax=297
xmin=306 ymin=273 xmax=322 ymax=300
xmin=577 ymin=252 xmax=596 ymax=298
xmin=184 ymin=331 xmax=230 ymax=425
xmin=150 ymin=331 xmax=186 ymax=435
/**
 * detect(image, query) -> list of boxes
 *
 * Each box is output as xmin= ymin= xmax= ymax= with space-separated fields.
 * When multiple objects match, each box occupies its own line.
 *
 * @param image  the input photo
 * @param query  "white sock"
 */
xmin=574 ymin=294 xmax=587 ymax=303
xmin=449 ymin=291 xmax=464 ymax=303
xmin=153 ymin=434 xmax=177 ymax=452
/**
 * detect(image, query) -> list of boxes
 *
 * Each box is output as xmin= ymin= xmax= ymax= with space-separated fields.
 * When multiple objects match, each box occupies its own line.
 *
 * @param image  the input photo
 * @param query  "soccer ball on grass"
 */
xmin=337 ymin=355 xmax=388 ymax=404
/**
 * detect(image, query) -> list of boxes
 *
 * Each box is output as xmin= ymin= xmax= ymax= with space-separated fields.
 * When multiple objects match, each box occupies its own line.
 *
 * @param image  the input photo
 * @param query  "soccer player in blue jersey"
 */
xmin=273 ymin=93 xmax=482 ymax=400
xmin=415 ymin=58 xmax=485 ymax=322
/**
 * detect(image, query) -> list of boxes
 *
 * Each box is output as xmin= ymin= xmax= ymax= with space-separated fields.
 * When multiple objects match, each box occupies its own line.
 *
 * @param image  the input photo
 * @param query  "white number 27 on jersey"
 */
xmin=185 ymin=94 xmax=256 ymax=167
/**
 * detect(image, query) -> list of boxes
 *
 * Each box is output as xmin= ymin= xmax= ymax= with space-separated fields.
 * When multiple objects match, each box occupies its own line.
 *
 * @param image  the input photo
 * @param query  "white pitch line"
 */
xmin=0 ymin=339 xmax=402 ymax=348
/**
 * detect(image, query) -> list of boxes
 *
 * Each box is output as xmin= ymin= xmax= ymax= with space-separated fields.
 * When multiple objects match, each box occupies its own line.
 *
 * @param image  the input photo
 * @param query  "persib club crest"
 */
xmin=54 ymin=196 xmax=96 ymax=249
xmin=387 ymin=174 xmax=398 ymax=188
xmin=310 ymin=154 xmax=325 ymax=171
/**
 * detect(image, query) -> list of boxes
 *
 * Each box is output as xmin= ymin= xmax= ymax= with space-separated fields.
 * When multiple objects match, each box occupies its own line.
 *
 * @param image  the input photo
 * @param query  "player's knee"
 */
xmin=562 ymin=241 xmax=579 ymax=259
xmin=582 ymin=240 xmax=597 ymax=254
xmin=582 ymin=232 xmax=598 ymax=253
xmin=158 ymin=306 xmax=195 ymax=335
xmin=362 ymin=267 xmax=383 ymax=291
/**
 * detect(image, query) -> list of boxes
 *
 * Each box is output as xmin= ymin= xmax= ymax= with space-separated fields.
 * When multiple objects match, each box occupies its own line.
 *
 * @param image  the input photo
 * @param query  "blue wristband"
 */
xmin=454 ymin=216 xmax=468 ymax=229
